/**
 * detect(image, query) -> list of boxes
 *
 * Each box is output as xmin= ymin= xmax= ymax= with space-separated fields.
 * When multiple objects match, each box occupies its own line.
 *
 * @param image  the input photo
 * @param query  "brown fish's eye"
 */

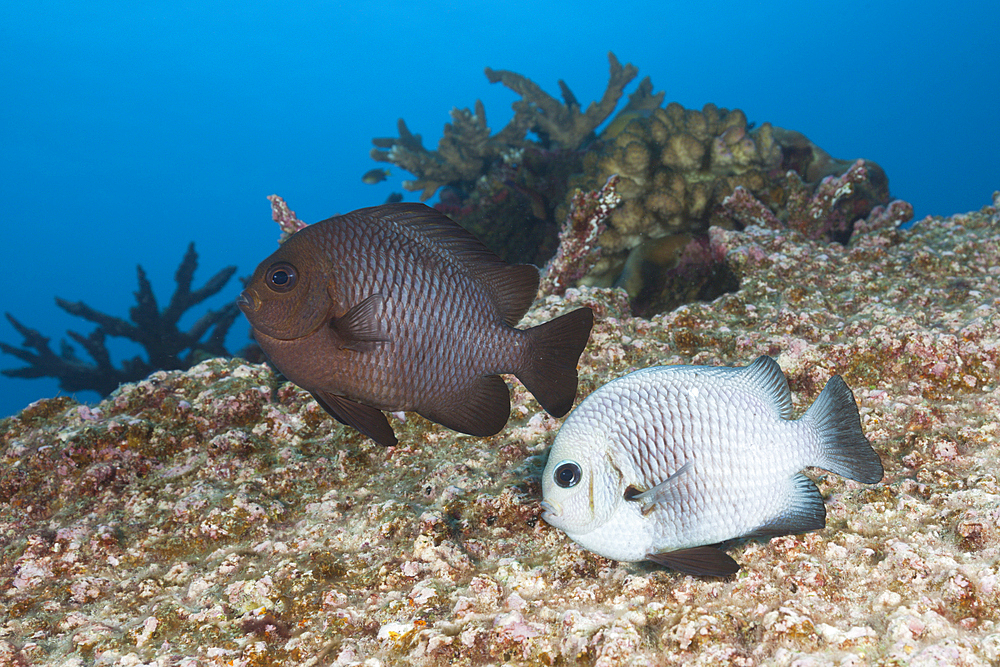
xmin=554 ymin=461 xmax=582 ymax=488
xmin=265 ymin=262 xmax=297 ymax=293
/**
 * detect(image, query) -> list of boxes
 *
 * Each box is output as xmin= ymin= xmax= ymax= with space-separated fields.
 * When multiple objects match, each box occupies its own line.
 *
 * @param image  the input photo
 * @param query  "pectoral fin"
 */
xmin=330 ymin=294 xmax=388 ymax=349
xmin=646 ymin=546 xmax=740 ymax=576
xmin=311 ymin=390 xmax=397 ymax=447
xmin=631 ymin=460 xmax=693 ymax=515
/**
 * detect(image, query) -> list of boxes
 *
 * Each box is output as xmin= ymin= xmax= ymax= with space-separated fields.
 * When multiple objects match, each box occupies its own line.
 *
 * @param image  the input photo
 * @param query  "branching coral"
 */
xmin=370 ymin=52 xmax=639 ymax=203
xmin=368 ymin=55 xmax=908 ymax=316
xmin=485 ymin=52 xmax=644 ymax=150
xmin=1 ymin=244 xmax=239 ymax=397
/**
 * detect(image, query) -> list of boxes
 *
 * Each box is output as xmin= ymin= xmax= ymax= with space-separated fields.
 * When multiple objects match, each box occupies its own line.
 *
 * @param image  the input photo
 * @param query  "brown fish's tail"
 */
xmin=516 ymin=307 xmax=594 ymax=417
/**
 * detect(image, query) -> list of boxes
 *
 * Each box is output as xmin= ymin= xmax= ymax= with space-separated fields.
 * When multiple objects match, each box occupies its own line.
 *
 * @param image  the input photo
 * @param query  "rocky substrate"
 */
xmin=2 ymin=194 xmax=998 ymax=666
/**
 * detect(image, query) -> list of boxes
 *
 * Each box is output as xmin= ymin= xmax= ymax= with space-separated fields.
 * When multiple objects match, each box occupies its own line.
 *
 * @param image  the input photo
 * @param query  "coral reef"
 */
xmin=538 ymin=175 xmax=622 ymax=297
xmin=369 ymin=55 xmax=910 ymax=315
xmin=1 ymin=244 xmax=240 ymax=397
xmin=2 ymin=192 xmax=998 ymax=665
xmin=484 ymin=53 xmax=650 ymax=151
xmin=370 ymin=53 xmax=643 ymax=203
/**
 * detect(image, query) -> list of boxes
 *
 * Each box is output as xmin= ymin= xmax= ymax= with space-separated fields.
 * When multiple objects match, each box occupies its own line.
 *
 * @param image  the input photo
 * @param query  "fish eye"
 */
xmin=553 ymin=461 xmax=582 ymax=488
xmin=265 ymin=262 xmax=297 ymax=293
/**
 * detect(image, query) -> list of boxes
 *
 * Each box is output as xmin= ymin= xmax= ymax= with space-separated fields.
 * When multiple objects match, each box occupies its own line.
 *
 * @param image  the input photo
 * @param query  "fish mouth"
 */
xmin=237 ymin=290 xmax=260 ymax=313
xmin=539 ymin=500 xmax=561 ymax=520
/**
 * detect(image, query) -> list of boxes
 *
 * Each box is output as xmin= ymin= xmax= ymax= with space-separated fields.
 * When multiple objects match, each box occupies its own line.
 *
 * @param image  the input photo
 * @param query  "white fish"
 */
xmin=540 ymin=356 xmax=883 ymax=576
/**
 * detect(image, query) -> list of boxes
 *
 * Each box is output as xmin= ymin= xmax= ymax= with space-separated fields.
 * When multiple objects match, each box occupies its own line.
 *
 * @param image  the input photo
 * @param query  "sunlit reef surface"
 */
xmin=2 ymin=194 xmax=999 ymax=666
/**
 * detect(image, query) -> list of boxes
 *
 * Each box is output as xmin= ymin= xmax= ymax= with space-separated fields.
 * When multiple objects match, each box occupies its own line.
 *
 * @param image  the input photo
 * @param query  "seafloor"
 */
xmin=2 ymin=194 xmax=999 ymax=666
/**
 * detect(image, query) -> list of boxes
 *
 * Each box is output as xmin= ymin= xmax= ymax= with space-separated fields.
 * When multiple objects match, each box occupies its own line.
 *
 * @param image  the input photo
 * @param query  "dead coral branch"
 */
xmin=1 ymin=243 xmax=239 ymax=397
xmin=539 ymin=175 xmax=623 ymax=296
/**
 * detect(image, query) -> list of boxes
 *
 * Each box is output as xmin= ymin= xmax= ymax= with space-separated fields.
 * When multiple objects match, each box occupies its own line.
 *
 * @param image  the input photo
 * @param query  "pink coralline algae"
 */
xmin=538 ymin=175 xmax=622 ymax=296
xmin=267 ymin=194 xmax=308 ymax=242
xmin=1 ymin=193 xmax=1000 ymax=665
xmin=721 ymin=159 xmax=914 ymax=240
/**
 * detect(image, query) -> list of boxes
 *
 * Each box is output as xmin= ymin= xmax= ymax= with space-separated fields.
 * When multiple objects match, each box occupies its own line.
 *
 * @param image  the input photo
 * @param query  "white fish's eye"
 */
xmin=553 ymin=461 xmax=582 ymax=488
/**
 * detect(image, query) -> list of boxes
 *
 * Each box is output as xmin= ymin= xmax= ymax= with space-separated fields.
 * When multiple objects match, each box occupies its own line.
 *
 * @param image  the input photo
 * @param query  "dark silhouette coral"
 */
xmin=1 ymin=243 xmax=239 ymax=397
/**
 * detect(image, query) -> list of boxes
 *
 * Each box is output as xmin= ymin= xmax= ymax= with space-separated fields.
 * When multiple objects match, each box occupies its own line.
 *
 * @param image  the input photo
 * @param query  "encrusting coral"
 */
xmin=370 ymin=54 xmax=911 ymax=315
xmin=1 ymin=192 xmax=998 ymax=666
xmin=1 ymin=243 xmax=241 ymax=397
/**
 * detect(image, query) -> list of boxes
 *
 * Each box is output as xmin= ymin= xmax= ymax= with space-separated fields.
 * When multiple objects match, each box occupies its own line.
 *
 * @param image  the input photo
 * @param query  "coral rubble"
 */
xmin=538 ymin=175 xmax=622 ymax=297
xmin=370 ymin=55 xmax=911 ymax=316
xmin=2 ymin=192 xmax=998 ymax=665
xmin=1 ymin=243 xmax=240 ymax=397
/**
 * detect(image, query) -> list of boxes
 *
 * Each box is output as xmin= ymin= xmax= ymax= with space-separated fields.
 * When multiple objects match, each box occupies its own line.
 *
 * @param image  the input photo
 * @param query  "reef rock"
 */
xmin=1 ymin=194 xmax=998 ymax=666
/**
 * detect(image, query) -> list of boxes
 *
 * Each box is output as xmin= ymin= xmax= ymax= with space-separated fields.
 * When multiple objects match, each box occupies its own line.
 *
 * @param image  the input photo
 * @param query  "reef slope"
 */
xmin=1 ymin=195 xmax=999 ymax=666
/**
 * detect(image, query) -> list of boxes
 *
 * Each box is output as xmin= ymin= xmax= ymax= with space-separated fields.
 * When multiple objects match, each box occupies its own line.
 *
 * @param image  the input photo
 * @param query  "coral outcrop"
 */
xmin=1 ymin=243 xmax=241 ymax=397
xmin=371 ymin=53 xmax=645 ymax=203
xmin=369 ymin=55 xmax=910 ymax=315
xmin=2 ymin=192 xmax=998 ymax=665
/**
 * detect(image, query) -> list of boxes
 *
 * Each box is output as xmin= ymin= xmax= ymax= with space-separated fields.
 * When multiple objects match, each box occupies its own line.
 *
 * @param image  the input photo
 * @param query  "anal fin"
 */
xmin=311 ymin=390 xmax=397 ymax=447
xmin=748 ymin=473 xmax=826 ymax=538
xmin=420 ymin=374 xmax=510 ymax=438
xmin=647 ymin=546 xmax=740 ymax=576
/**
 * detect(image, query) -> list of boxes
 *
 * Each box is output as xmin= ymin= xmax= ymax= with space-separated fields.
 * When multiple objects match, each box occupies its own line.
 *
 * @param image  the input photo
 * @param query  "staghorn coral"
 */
xmin=1 ymin=243 xmax=240 ymax=397
xmin=484 ymin=52 xmax=646 ymax=151
xmin=1 ymin=193 xmax=999 ymax=665
xmin=370 ymin=53 xmax=641 ymax=204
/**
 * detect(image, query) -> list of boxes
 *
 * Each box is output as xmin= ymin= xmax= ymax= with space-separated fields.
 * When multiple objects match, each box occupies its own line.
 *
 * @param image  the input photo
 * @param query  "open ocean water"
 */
xmin=2 ymin=0 xmax=998 ymax=418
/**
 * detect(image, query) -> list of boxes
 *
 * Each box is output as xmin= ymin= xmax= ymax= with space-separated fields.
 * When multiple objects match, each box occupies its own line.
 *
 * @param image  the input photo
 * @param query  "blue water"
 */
xmin=1 ymin=1 xmax=997 ymax=418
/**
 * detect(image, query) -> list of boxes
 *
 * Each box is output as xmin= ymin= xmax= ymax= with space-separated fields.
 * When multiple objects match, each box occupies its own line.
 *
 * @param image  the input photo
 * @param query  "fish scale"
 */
xmin=541 ymin=356 xmax=883 ymax=576
xmin=239 ymin=202 xmax=593 ymax=447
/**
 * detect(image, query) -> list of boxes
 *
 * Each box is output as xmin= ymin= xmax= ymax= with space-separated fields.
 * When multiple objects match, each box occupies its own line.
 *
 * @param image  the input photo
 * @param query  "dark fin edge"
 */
xmin=516 ymin=307 xmax=594 ymax=417
xmin=747 ymin=473 xmax=827 ymax=538
xmin=805 ymin=375 xmax=884 ymax=484
xmin=311 ymin=391 xmax=397 ymax=447
xmin=647 ymin=546 xmax=740 ymax=577
xmin=421 ymin=374 xmax=510 ymax=438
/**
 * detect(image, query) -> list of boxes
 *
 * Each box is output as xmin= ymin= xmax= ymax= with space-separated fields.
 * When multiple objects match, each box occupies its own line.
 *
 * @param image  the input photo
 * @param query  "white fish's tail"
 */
xmin=803 ymin=375 xmax=883 ymax=484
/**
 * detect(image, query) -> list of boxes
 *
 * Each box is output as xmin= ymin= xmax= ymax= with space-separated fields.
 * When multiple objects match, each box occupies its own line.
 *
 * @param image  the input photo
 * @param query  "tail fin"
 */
xmin=804 ymin=375 xmax=883 ymax=484
xmin=515 ymin=307 xmax=594 ymax=417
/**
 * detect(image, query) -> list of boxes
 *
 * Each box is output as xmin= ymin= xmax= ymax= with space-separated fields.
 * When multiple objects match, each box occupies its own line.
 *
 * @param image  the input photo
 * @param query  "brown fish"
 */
xmin=238 ymin=203 xmax=594 ymax=447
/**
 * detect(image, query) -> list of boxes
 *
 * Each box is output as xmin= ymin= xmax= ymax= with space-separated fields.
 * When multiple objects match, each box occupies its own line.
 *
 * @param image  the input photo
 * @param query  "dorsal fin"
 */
xmin=739 ymin=355 xmax=793 ymax=419
xmin=346 ymin=203 xmax=539 ymax=325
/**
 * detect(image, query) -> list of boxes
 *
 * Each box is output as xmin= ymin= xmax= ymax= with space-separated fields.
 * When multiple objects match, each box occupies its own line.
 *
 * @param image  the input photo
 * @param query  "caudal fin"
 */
xmin=516 ymin=307 xmax=594 ymax=417
xmin=804 ymin=375 xmax=883 ymax=484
